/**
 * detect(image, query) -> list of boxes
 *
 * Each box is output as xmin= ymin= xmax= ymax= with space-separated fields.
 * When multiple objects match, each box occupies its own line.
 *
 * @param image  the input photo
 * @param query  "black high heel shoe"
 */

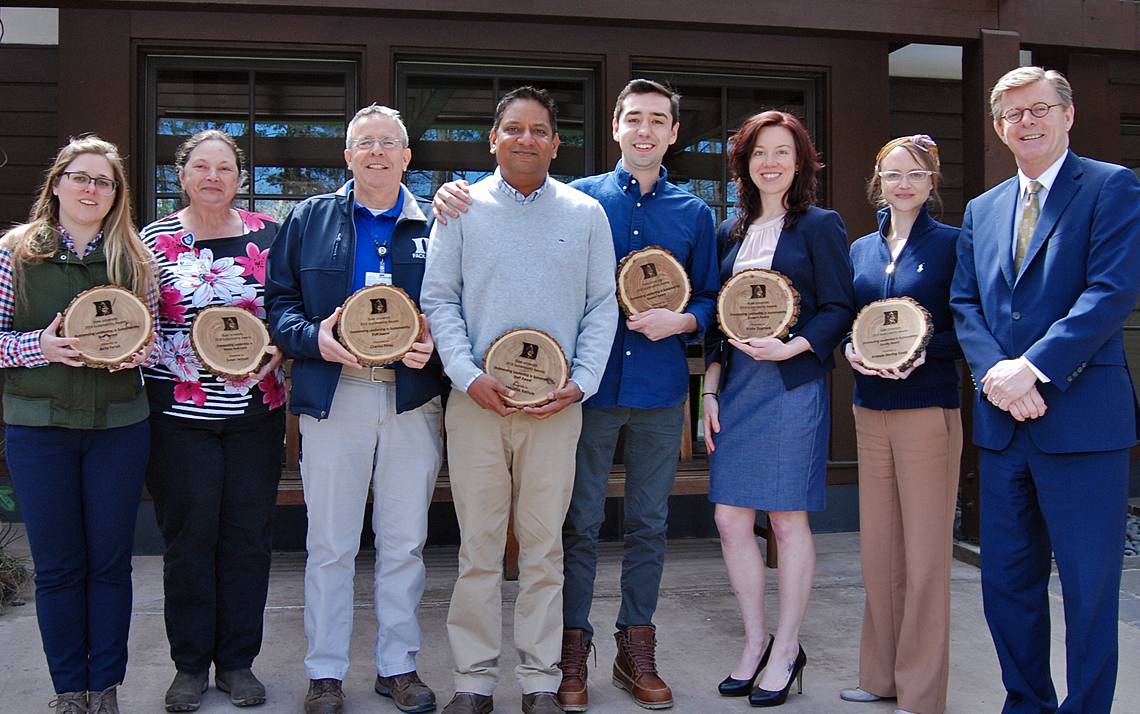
xmin=748 ymin=645 xmax=806 ymax=707
xmin=718 ymin=635 xmax=774 ymax=696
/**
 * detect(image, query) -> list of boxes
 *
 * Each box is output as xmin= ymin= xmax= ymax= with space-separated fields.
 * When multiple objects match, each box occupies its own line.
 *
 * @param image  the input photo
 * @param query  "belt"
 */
xmin=341 ymin=365 xmax=396 ymax=383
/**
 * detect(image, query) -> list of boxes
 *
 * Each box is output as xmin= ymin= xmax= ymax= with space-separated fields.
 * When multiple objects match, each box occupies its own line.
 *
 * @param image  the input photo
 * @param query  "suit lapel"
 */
xmin=721 ymin=238 xmax=742 ymax=282
xmin=995 ymin=180 xmax=1017 ymax=287
xmin=1021 ymin=152 xmax=1082 ymax=276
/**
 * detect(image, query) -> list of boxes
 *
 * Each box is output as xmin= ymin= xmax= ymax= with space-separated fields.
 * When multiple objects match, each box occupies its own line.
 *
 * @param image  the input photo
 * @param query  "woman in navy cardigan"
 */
xmin=703 ymin=111 xmax=854 ymax=706
xmin=839 ymin=135 xmax=961 ymax=714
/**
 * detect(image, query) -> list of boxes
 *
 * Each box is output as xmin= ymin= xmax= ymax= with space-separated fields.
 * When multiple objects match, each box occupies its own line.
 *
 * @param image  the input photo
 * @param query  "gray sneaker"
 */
xmin=216 ymin=669 xmax=267 ymax=707
xmin=165 ymin=670 xmax=209 ymax=712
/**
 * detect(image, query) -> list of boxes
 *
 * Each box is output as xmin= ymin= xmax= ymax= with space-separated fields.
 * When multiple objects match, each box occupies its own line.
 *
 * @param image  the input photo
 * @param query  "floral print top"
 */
xmin=141 ymin=209 xmax=285 ymax=419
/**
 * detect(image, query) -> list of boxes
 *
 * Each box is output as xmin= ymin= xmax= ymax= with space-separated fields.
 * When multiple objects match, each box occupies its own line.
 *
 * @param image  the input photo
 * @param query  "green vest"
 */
xmin=3 ymin=242 xmax=149 ymax=429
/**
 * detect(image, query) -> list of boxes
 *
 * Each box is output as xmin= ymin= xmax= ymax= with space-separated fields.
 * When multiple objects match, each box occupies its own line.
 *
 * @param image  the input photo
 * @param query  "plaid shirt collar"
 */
xmin=59 ymin=226 xmax=104 ymax=258
xmin=494 ymin=168 xmax=548 ymax=204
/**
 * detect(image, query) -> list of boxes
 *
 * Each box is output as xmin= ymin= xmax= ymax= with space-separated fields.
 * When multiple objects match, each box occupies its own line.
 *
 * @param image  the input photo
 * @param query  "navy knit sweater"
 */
xmin=849 ymin=206 xmax=962 ymax=410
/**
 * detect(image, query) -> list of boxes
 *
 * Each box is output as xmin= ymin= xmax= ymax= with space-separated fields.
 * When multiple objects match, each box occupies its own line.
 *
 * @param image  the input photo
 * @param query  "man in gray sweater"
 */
xmin=420 ymin=86 xmax=617 ymax=714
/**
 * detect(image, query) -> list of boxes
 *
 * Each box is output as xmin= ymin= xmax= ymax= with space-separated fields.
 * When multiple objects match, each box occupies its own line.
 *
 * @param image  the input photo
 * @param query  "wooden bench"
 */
xmin=275 ymin=357 xmax=779 ymax=575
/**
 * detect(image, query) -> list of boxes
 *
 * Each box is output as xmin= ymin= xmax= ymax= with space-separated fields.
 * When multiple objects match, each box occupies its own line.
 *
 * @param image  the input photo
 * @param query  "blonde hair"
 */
xmin=1 ymin=135 xmax=155 ymax=304
xmin=866 ymin=134 xmax=942 ymax=211
xmin=990 ymin=67 xmax=1073 ymax=123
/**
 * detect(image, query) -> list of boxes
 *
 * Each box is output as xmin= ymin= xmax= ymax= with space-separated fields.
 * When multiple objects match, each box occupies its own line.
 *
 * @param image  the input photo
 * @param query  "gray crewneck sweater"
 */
xmin=421 ymin=175 xmax=618 ymax=399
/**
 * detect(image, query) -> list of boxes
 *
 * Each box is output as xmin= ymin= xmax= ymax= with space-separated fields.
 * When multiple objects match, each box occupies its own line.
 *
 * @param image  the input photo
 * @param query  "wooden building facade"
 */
xmin=2 ymin=1 xmax=1140 ymax=544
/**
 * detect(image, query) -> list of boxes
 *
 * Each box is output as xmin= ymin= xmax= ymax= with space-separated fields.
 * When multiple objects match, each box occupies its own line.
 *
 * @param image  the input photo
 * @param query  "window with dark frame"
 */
xmin=636 ymin=70 xmax=820 ymax=223
xmin=396 ymin=61 xmax=596 ymax=199
xmin=143 ymin=56 xmax=357 ymax=225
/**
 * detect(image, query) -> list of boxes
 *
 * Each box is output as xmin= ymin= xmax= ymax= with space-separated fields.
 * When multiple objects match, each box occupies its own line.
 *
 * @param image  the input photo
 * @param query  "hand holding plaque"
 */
xmin=483 ymin=328 xmax=569 ymax=408
xmin=616 ymin=246 xmax=691 ymax=316
xmin=716 ymin=269 xmax=799 ymax=341
xmin=61 ymin=285 xmax=154 ymax=368
xmin=190 ymin=305 xmax=272 ymax=380
xmin=337 ymin=284 xmax=422 ymax=366
xmin=851 ymin=296 xmax=932 ymax=371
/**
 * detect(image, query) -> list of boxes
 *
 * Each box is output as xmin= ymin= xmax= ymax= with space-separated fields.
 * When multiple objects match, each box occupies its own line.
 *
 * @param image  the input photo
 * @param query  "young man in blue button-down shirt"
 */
xmin=434 ymin=79 xmax=719 ymax=711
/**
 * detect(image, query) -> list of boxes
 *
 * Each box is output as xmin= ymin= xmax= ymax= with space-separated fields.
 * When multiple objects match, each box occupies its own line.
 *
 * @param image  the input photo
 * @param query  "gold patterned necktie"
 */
xmin=1014 ymin=180 xmax=1041 ymax=274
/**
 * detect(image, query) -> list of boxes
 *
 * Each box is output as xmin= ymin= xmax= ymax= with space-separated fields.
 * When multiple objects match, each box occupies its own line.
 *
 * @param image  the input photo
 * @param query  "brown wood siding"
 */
xmin=889 ymin=77 xmax=965 ymax=228
xmin=0 ymin=46 xmax=58 ymax=229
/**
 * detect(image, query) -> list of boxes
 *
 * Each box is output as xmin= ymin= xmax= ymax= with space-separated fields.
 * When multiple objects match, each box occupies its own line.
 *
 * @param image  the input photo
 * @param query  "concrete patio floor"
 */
xmin=1 ymin=532 xmax=1139 ymax=713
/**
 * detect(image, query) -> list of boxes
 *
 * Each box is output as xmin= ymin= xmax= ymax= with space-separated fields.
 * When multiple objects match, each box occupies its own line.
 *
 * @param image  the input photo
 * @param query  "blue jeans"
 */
xmin=6 ymin=420 xmax=149 ymax=693
xmin=562 ymin=401 xmax=685 ymax=638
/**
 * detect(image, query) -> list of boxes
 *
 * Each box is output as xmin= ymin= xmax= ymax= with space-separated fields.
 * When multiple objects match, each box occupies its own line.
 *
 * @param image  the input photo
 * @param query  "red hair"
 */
xmin=727 ymin=111 xmax=822 ymax=239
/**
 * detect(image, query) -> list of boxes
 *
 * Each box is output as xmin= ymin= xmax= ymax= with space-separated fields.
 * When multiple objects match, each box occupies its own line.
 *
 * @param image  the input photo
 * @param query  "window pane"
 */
xmin=253 ymin=199 xmax=301 ymax=223
xmin=148 ymin=58 xmax=354 ymax=223
xmin=254 ymin=166 xmax=345 ymax=196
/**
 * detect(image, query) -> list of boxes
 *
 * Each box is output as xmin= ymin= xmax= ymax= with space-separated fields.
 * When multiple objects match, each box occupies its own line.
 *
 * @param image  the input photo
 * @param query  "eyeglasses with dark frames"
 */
xmin=1000 ymin=102 xmax=1064 ymax=124
xmin=60 ymin=171 xmax=118 ymax=195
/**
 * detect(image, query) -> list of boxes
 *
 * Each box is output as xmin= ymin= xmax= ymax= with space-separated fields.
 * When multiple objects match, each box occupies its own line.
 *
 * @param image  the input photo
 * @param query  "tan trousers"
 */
xmin=444 ymin=388 xmax=583 ymax=695
xmin=853 ymin=405 xmax=962 ymax=714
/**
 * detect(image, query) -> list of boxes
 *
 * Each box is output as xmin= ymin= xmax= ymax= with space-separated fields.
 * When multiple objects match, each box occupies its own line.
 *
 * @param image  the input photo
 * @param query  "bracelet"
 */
xmin=701 ymin=391 xmax=718 ymax=398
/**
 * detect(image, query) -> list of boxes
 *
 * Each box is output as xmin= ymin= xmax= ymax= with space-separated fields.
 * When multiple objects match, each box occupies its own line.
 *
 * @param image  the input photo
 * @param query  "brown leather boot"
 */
xmin=557 ymin=628 xmax=593 ymax=711
xmin=612 ymin=626 xmax=673 ymax=709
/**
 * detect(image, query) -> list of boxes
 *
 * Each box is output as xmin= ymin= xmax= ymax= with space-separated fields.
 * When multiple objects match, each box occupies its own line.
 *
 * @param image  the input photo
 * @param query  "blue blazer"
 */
xmin=707 ymin=206 xmax=855 ymax=389
xmin=950 ymin=151 xmax=1140 ymax=453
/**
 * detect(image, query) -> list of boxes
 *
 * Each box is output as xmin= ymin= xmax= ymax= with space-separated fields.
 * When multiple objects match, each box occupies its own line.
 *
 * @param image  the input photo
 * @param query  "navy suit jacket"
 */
xmin=707 ymin=205 xmax=855 ymax=389
xmin=950 ymin=151 xmax=1140 ymax=453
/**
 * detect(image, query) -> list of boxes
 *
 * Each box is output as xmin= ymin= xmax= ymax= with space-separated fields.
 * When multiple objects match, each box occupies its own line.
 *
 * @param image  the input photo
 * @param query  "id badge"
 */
xmin=365 ymin=271 xmax=393 ymax=286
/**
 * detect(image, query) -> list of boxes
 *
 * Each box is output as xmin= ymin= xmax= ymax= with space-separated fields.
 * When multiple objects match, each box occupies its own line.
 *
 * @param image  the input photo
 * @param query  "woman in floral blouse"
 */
xmin=141 ymin=130 xmax=286 ymax=712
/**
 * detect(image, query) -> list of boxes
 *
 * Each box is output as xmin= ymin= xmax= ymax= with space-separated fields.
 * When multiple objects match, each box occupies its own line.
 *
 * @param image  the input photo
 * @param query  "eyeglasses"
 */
xmin=1000 ymin=102 xmax=1063 ymax=124
xmin=877 ymin=170 xmax=934 ymax=184
xmin=350 ymin=136 xmax=404 ymax=151
xmin=60 ymin=171 xmax=118 ymax=195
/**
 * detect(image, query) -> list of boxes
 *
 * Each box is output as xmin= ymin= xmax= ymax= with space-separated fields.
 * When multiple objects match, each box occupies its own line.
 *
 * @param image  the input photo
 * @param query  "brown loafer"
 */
xmin=522 ymin=691 xmax=563 ymax=714
xmin=304 ymin=678 xmax=344 ymax=714
xmin=440 ymin=692 xmax=493 ymax=714
xmin=612 ymin=626 xmax=673 ymax=709
xmin=557 ymin=628 xmax=593 ymax=712
xmin=375 ymin=671 xmax=436 ymax=713
xmin=216 ymin=668 xmax=267 ymax=707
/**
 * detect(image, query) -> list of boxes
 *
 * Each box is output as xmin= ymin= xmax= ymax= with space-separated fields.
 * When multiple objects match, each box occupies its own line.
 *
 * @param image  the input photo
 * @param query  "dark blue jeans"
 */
xmin=146 ymin=409 xmax=284 ymax=674
xmin=6 ymin=420 xmax=149 ymax=693
xmin=562 ymin=401 xmax=684 ymax=638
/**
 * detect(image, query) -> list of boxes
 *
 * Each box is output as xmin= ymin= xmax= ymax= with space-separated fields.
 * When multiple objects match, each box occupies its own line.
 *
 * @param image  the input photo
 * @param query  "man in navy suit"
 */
xmin=951 ymin=67 xmax=1140 ymax=713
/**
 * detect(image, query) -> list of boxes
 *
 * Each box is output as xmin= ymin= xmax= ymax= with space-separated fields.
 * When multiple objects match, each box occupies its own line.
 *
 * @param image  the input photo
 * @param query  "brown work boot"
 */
xmin=374 ymin=671 xmax=436 ymax=713
xmin=612 ymin=626 xmax=673 ymax=709
xmin=557 ymin=628 xmax=593 ymax=712
xmin=304 ymin=679 xmax=344 ymax=714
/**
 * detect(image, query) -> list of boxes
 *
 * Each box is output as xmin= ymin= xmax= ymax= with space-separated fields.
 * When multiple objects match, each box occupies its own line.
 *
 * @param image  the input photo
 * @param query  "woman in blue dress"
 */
xmin=703 ymin=111 xmax=854 ymax=707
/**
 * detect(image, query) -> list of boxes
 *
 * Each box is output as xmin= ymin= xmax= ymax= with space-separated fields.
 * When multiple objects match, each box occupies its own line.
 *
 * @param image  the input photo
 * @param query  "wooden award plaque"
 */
xmin=60 ymin=285 xmax=153 ymax=368
xmin=190 ymin=306 xmax=272 ymax=380
xmin=851 ymin=296 xmax=933 ymax=371
xmin=716 ymin=269 xmax=800 ymax=341
xmin=337 ymin=284 xmax=421 ymax=366
xmin=483 ymin=328 xmax=569 ymax=408
xmin=616 ymin=246 xmax=691 ymax=316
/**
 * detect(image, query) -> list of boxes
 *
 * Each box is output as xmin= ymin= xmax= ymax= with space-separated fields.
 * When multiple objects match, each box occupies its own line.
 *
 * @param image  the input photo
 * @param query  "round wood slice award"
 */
xmin=337 ymin=284 xmax=422 ymax=366
xmin=851 ymin=296 xmax=933 ymax=371
xmin=716 ymin=269 xmax=800 ymax=341
xmin=616 ymin=246 xmax=691 ymax=316
xmin=483 ymin=328 xmax=569 ymax=408
xmin=60 ymin=285 xmax=153 ymax=368
xmin=190 ymin=306 xmax=272 ymax=380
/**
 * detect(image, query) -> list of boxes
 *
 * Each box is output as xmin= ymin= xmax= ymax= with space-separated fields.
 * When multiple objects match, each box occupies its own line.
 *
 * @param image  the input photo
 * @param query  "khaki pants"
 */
xmin=444 ymin=388 xmax=583 ymax=695
xmin=853 ymin=405 xmax=962 ymax=714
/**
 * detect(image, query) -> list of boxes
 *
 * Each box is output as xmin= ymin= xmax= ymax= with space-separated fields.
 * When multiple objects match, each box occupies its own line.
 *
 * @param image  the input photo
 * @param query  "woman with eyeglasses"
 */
xmin=139 ymin=129 xmax=286 ymax=712
xmin=839 ymin=135 xmax=962 ymax=714
xmin=0 ymin=136 xmax=158 ymax=714
xmin=703 ymin=111 xmax=854 ymax=707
